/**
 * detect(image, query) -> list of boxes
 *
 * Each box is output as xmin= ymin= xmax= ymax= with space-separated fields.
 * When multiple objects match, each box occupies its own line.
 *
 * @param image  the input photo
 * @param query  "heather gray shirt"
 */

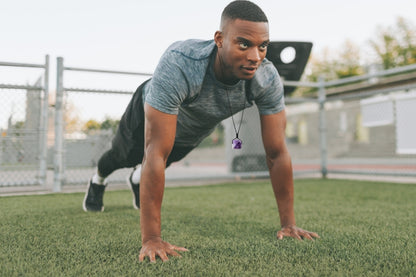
xmin=143 ymin=39 xmax=285 ymax=147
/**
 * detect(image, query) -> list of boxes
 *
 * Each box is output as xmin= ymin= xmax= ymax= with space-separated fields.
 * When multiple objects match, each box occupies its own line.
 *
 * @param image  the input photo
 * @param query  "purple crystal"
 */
xmin=232 ymin=138 xmax=242 ymax=149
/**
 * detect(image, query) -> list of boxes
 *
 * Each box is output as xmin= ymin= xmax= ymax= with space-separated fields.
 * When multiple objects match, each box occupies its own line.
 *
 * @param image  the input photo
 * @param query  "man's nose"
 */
xmin=247 ymin=47 xmax=261 ymax=63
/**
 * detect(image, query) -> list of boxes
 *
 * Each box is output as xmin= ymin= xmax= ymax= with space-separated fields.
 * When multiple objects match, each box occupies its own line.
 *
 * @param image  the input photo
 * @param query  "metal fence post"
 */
xmin=54 ymin=57 xmax=64 ymax=192
xmin=318 ymin=76 xmax=328 ymax=178
xmin=38 ymin=55 xmax=49 ymax=187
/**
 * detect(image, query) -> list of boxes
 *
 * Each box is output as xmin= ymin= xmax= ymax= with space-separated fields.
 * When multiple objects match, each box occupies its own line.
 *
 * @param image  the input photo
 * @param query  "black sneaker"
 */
xmin=127 ymin=172 xmax=140 ymax=209
xmin=83 ymin=179 xmax=106 ymax=212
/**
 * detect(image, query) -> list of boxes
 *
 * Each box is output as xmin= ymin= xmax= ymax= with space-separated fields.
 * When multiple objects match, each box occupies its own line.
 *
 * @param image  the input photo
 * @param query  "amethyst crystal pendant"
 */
xmin=232 ymin=138 xmax=242 ymax=149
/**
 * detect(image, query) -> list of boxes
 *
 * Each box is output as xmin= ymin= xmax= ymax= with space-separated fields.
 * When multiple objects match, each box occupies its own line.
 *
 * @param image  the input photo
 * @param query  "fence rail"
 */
xmin=1 ymin=55 xmax=415 ymax=193
xmin=53 ymin=57 xmax=153 ymax=191
xmin=0 ymin=56 xmax=49 ymax=188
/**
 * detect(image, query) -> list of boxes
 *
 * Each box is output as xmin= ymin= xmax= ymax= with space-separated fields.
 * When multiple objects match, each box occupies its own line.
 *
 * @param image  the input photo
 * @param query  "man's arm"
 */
xmin=139 ymin=103 xmax=188 ymax=262
xmin=260 ymin=110 xmax=319 ymax=240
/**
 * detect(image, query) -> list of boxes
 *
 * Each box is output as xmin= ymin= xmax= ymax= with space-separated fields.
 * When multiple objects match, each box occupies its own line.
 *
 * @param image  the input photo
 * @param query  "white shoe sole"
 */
xmin=83 ymin=179 xmax=105 ymax=212
xmin=126 ymin=175 xmax=139 ymax=210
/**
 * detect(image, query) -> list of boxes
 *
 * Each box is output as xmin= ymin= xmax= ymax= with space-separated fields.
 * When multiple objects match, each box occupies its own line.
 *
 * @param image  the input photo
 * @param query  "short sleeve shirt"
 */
xmin=143 ymin=39 xmax=285 ymax=147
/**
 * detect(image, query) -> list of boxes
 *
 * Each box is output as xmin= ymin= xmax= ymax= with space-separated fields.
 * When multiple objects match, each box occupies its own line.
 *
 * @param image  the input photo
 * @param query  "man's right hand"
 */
xmin=139 ymin=104 xmax=183 ymax=263
xmin=139 ymin=237 xmax=188 ymax=263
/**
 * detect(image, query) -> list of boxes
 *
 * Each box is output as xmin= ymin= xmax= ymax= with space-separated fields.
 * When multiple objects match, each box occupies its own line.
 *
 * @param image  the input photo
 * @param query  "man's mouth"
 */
xmin=241 ymin=66 xmax=257 ymax=74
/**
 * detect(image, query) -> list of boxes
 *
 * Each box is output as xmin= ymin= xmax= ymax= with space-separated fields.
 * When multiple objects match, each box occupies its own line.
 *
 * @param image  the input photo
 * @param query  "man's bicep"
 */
xmin=144 ymin=103 xmax=177 ymax=158
xmin=260 ymin=110 xmax=287 ymax=155
xmin=146 ymin=52 xmax=188 ymax=115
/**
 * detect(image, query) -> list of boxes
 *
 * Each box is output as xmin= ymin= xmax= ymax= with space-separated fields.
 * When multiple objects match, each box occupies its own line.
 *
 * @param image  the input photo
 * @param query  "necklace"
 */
xmin=217 ymin=52 xmax=246 ymax=149
xmin=225 ymin=89 xmax=245 ymax=149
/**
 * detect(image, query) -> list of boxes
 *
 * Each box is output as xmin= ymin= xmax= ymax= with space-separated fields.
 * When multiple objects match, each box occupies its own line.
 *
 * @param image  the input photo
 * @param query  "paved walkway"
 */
xmin=1 ymin=159 xmax=415 ymax=196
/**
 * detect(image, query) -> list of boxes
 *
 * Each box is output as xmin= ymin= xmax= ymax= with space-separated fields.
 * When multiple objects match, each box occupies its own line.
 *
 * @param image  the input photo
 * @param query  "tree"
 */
xmin=64 ymin=99 xmax=82 ymax=133
xmin=307 ymin=40 xmax=364 ymax=82
xmin=370 ymin=17 xmax=416 ymax=69
xmin=293 ymin=40 xmax=364 ymax=97
xmin=292 ymin=17 xmax=416 ymax=97
xmin=83 ymin=120 xmax=100 ymax=133
xmin=82 ymin=117 xmax=120 ymax=135
xmin=100 ymin=117 xmax=119 ymax=134
xmin=10 ymin=121 xmax=25 ymax=136
xmin=306 ymin=47 xmax=338 ymax=83
xmin=334 ymin=40 xmax=365 ymax=79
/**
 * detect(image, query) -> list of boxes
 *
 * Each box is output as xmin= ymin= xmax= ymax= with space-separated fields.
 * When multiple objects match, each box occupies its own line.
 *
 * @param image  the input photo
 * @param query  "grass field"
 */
xmin=1 ymin=179 xmax=415 ymax=276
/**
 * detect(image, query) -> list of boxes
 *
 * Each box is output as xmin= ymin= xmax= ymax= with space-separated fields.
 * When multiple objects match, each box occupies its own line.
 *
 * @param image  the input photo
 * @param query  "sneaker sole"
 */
xmin=83 ymin=179 xmax=105 ymax=212
xmin=126 ymin=175 xmax=139 ymax=210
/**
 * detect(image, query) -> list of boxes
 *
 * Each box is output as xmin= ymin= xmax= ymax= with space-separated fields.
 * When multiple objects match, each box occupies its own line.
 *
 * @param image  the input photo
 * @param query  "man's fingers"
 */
xmin=302 ymin=232 xmax=313 ymax=240
xmin=157 ymin=250 xmax=170 ymax=262
xmin=277 ymin=227 xmax=320 ymax=241
xmin=139 ymin=251 xmax=170 ymax=263
xmin=304 ymin=231 xmax=320 ymax=239
xmin=310 ymin=232 xmax=320 ymax=238
xmin=300 ymin=230 xmax=320 ymax=240
xmin=171 ymin=245 xmax=189 ymax=252
xmin=149 ymin=253 xmax=156 ymax=263
xmin=139 ymin=242 xmax=188 ymax=263
xmin=294 ymin=233 xmax=302 ymax=241
xmin=166 ymin=249 xmax=182 ymax=258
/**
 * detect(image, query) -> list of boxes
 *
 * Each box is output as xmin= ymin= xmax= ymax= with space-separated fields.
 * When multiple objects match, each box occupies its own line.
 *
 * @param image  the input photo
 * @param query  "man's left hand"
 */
xmin=277 ymin=225 xmax=320 ymax=240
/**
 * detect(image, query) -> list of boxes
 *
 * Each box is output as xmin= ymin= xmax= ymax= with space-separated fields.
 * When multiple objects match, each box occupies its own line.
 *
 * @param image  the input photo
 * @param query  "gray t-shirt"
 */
xmin=143 ymin=39 xmax=285 ymax=147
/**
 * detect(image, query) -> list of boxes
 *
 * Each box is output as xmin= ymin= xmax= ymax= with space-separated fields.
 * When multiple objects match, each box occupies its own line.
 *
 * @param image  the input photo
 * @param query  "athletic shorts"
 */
xmin=110 ymin=79 xmax=194 ymax=168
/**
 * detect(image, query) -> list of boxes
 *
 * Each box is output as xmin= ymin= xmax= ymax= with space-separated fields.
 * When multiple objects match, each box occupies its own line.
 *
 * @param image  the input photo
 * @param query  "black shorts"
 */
xmin=110 ymin=79 xmax=194 ymax=169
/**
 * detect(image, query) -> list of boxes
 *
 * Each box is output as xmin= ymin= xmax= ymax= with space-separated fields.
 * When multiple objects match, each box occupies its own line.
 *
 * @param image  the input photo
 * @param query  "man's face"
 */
xmin=215 ymin=19 xmax=269 ymax=84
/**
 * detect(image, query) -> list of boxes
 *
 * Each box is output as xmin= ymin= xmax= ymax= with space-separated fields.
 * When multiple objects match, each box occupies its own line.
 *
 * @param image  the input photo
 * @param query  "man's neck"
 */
xmin=214 ymin=52 xmax=239 ymax=85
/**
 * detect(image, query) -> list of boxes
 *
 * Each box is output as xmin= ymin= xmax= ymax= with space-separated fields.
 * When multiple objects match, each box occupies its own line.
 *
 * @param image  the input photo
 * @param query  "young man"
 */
xmin=83 ymin=0 xmax=319 ymax=262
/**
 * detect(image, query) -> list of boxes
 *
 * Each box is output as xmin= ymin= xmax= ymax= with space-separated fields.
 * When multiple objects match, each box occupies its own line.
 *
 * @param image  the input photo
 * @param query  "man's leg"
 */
xmin=84 ymin=80 xmax=148 ymax=212
xmin=127 ymin=145 xmax=195 ymax=209
xmin=84 ymin=144 xmax=144 ymax=212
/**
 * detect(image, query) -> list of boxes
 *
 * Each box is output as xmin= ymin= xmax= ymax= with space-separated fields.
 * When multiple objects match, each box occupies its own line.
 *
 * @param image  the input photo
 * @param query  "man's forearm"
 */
xmin=140 ymin=157 xmax=166 ymax=243
xmin=267 ymin=150 xmax=296 ymax=227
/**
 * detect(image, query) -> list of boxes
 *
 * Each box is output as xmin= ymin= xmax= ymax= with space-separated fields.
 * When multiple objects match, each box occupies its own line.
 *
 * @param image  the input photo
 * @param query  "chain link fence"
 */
xmin=1 ymin=55 xmax=415 ymax=193
xmin=0 ymin=57 xmax=49 ymax=187
xmin=323 ymin=89 xmax=416 ymax=177
xmin=285 ymin=66 xmax=416 ymax=179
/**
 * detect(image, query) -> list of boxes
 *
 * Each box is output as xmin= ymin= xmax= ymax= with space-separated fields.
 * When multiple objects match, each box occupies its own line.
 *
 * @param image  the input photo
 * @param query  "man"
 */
xmin=83 ymin=0 xmax=319 ymax=262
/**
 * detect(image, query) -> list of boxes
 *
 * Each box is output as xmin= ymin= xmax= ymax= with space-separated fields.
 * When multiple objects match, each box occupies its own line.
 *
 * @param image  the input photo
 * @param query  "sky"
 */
xmin=0 ymin=0 xmax=415 ymax=126
xmin=1 ymin=0 xmax=416 ymax=74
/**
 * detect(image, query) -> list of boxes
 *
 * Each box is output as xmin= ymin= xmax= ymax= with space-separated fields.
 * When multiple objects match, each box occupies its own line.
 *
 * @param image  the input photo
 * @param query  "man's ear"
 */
xmin=214 ymin=31 xmax=223 ymax=48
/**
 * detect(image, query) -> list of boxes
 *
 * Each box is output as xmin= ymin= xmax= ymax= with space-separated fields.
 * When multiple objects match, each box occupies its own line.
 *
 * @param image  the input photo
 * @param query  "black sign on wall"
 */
xmin=265 ymin=41 xmax=313 ymax=95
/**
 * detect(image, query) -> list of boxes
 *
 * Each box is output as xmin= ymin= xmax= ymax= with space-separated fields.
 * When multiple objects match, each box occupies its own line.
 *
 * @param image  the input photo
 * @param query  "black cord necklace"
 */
xmin=218 ymin=52 xmax=246 ymax=149
xmin=225 ymin=89 xmax=245 ymax=149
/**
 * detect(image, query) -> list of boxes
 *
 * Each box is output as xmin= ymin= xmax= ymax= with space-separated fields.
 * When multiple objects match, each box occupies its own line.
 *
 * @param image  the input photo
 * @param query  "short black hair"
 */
xmin=221 ymin=0 xmax=268 ymax=23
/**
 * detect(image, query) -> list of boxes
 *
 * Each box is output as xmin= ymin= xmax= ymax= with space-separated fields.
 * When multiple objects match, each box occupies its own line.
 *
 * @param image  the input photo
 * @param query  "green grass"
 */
xmin=1 ymin=179 xmax=415 ymax=276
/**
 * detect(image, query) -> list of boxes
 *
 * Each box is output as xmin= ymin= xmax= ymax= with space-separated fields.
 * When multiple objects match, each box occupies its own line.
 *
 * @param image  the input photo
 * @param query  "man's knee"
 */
xmin=97 ymin=150 xmax=124 ymax=177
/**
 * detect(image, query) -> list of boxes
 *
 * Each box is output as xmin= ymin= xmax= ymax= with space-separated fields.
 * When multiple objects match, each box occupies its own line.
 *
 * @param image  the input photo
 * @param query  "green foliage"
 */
xmin=1 ymin=179 xmax=415 ymax=276
xmin=334 ymin=40 xmax=365 ymax=78
xmin=12 ymin=121 xmax=25 ymax=130
xmin=295 ymin=16 xmax=416 ymax=97
xmin=9 ymin=121 xmax=25 ymax=136
xmin=83 ymin=117 xmax=120 ymax=134
xmin=307 ymin=40 xmax=364 ymax=82
xmin=370 ymin=17 xmax=416 ymax=69
xmin=83 ymin=119 xmax=100 ymax=133
xmin=100 ymin=117 xmax=120 ymax=134
xmin=294 ymin=41 xmax=365 ymax=97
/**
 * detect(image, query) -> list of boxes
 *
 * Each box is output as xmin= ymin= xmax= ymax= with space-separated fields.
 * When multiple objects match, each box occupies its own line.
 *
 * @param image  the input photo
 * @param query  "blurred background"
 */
xmin=1 ymin=0 xmax=415 ymax=193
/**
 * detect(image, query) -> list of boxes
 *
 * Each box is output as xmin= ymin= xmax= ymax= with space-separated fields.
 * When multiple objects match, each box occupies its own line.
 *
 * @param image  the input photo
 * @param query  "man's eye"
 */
xmin=260 ymin=44 xmax=268 ymax=50
xmin=239 ymin=42 xmax=249 ymax=49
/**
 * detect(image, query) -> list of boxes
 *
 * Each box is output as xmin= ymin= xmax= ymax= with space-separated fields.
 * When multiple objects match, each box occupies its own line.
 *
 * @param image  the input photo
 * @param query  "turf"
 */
xmin=0 ymin=179 xmax=415 ymax=276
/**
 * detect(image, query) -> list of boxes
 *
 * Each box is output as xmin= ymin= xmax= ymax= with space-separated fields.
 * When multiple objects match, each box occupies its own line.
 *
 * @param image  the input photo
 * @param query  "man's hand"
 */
xmin=277 ymin=225 xmax=320 ymax=241
xmin=139 ymin=237 xmax=188 ymax=263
